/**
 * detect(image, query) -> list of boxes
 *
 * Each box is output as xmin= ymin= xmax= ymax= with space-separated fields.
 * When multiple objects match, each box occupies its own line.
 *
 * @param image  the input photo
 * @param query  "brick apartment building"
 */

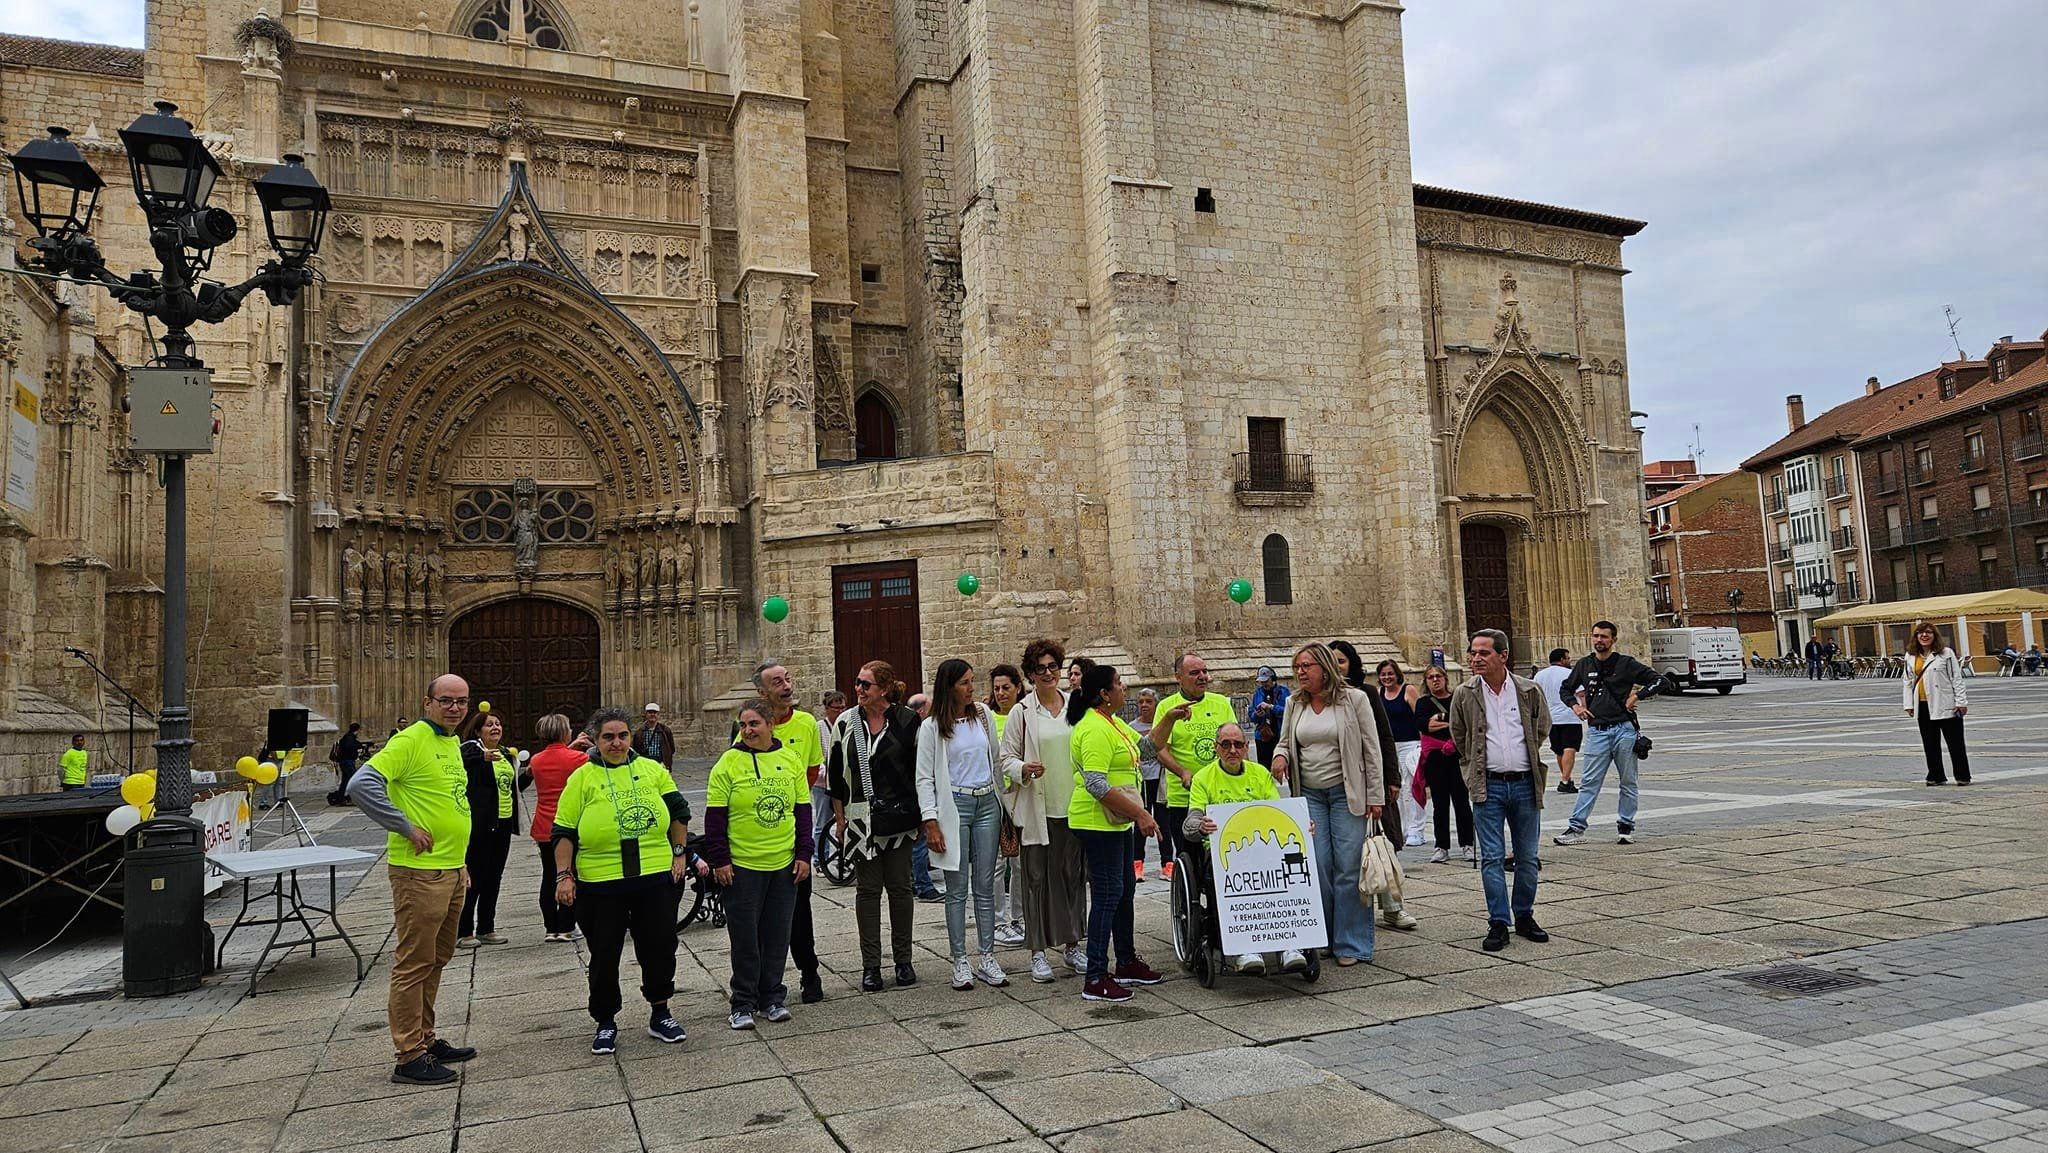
xmin=1644 ymin=458 xmax=1706 ymax=501
xmin=1854 ymin=333 xmax=2048 ymax=648
xmin=1646 ymin=471 xmax=1772 ymax=652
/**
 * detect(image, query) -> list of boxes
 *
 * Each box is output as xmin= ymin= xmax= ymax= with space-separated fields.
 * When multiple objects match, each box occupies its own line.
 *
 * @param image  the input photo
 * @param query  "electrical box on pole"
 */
xmin=127 ymin=367 xmax=215 ymax=454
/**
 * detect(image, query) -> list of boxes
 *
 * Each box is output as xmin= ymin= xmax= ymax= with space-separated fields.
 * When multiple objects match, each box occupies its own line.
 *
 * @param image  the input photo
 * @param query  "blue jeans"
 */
xmin=913 ymin=836 xmax=937 ymax=894
xmin=944 ymin=790 xmax=1004 ymax=958
xmin=1474 ymin=774 xmax=1541 ymax=925
xmin=1302 ymin=785 xmax=1374 ymax=961
xmin=1567 ymin=722 xmax=1639 ymax=834
xmin=1074 ymin=826 xmax=1135 ymax=982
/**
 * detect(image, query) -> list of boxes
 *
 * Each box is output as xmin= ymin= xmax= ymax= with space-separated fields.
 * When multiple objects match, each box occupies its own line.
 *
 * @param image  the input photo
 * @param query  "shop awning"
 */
xmin=1814 ymin=588 xmax=2048 ymax=630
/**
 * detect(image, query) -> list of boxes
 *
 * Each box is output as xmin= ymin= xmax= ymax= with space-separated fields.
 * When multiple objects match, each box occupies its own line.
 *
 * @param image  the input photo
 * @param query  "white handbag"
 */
xmin=1358 ymin=815 xmax=1405 ymax=904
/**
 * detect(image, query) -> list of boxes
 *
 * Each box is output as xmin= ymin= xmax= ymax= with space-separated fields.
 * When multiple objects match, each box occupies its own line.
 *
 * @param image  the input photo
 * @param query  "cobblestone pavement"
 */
xmin=0 ymin=677 xmax=2042 ymax=1152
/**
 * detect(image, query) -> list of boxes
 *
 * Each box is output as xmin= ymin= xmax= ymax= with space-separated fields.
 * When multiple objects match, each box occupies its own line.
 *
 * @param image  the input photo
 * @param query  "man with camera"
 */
xmin=1552 ymin=621 xmax=1660 ymax=847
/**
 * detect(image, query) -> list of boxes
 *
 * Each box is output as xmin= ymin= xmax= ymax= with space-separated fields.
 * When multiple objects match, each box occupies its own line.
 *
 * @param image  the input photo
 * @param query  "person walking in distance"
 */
xmin=1554 ymin=621 xmax=1661 ymax=846
xmin=1448 ymin=630 xmax=1552 ymax=953
xmin=1248 ymin=666 xmax=1289 ymax=770
xmin=702 ymin=700 xmax=812 ymax=1029
xmin=524 ymin=714 xmax=583 ymax=942
xmin=457 ymin=709 xmax=519 ymax=947
xmin=328 ymin=722 xmax=366 ymax=804
xmin=348 ymin=674 xmax=478 ymax=1085
xmin=827 ymin=661 xmax=923 ymax=991
xmin=60 ymin=733 xmax=89 ymax=791
xmin=918 ymin=659 xmax=1011 ymax=991
xmin=1531 ymin=650 xmax=1581 ymax=794
xmin=1805 ymin=636 xmax=1824 ymax=681
xmin=1904 ymin=620 xmax=1970 ymax=785
xmin=632 ymin=703 xmax=676 ymax=772
xmin=1151 ymin=652 xmax=1236 ymax=883
xmin=999 ymin=638 xmax=1090 ymax=983
xmin=552 ymin=708 xmax=692 ymax=1053
xmin=1377 ymin=660 xmax=1428 ymax=848
xmin=751 ymin=662 xmax=830 ymax=1004
xmin=1066 ymin=664 xmax=1164 ymax=1001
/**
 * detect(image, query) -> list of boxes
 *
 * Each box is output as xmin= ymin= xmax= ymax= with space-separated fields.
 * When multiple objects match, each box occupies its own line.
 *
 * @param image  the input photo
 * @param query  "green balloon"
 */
xmin=1227 ymin=579 xmax=1254 ymax=604
xmin=761 ymin=595 xmax=790 ymax=623
xmin=956 ymin=572 xmax=981 ymax=596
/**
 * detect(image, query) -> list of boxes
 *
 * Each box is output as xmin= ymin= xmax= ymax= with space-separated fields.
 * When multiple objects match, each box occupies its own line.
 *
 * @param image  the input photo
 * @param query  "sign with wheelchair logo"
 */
xmin=1206 ymin=798 xmax=1328 ymax=954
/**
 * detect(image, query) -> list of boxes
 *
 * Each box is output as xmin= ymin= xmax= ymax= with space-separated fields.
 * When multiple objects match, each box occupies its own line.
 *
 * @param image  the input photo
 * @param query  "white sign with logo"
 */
xmin=4 ymin=375 xmax=40 ymax=515
xmin=1205 ymin=797 xmax=1329 ymax=954
xmin=194 ymin=790 xmax=252 ymax=894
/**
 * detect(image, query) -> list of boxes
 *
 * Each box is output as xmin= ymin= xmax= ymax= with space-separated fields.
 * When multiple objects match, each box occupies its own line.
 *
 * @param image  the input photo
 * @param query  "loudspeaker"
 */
xmin=266 ymin=707 xmax=310 ymax=754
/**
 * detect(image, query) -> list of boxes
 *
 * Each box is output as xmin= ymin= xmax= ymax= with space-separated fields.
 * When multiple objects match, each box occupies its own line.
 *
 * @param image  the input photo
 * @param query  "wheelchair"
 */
xmin=676 ymin=847 xmax=727 ymax=931
xmin=1167 ymin=844 xmax=1321 ymax=989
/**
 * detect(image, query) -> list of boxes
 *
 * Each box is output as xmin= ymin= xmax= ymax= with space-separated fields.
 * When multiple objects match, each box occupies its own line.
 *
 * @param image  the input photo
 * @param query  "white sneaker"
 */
xmin=1382 ymin=907 xmax=1419 ymax=931
xmin=1553 ymin=830 xmax=1586 ymax=846
xmin=1234 ymin=953 xmax=1266 ymax=975
xmin=1281 ymin=949 xmax=1308 ymax=973
xmin=1064 ymin=945 xmax=1088 ymax=972
xmin=1617 ymin=831 xmax=1635 ymax=845
xmin=976 ymin=954 xmax=1009 ymax=987
xmin=1029 ymin=952 xmax=1056 ymax=983
xmin=951 ymin=957 xmax=975 ymax=991
xmin=1462 ymin=845 xmax=1476 ymax=862
xmin=994 ymin=923 xmax=1026 ymax=948
xmin=1429 ymin=847 xmax=1449 ymax=864
xmin=1405 ymin=835 xmax=1427 ymax=848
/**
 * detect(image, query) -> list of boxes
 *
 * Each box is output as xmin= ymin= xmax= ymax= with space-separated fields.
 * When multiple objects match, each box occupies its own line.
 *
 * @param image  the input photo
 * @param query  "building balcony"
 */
xmin=1906 ymin=461 xmax=1934 ymax=487
xmin=1771 ymin=542 xmax=1793 ymax=563
xmin=1766 ymin=492 xmax=1788 ymax=515
xmin=1961 ymin=448 xmax=1989 ymax=474
xmin=1839 ymin=575 xmax=1863 ymax=602
xmin=2015 ymin=433 xmax=2044 ymax=462
xmin=1966 ymin=506 xmax=2002 ymax=533
xmin=1873 ymin=472 xmax=1901 ymax=495
xmin=1824 ymin=474 xmax=1851 ymax=500
xmin=1833 ymin=525 xmax=1857 ymax=551
xmin=1232 ymin=452 xmax=1315 ymax=505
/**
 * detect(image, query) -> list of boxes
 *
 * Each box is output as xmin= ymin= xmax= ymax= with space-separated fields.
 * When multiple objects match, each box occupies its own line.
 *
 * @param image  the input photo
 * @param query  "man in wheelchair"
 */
xmin=1182 ymin=724 xmax=1309 ymax=976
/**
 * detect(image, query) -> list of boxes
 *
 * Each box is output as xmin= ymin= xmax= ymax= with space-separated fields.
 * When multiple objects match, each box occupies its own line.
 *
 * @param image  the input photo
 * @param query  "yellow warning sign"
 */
xmin=11 ymin=383 xmax=35 ymax=422
xmin=160 ymin=401 xmax=179 ymax=415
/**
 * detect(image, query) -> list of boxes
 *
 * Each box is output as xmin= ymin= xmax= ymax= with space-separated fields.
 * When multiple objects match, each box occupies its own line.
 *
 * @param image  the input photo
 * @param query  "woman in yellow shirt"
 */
xmin=1065 ymin=665 xmax=1162 ymax=1002
xmin=702 ymin=699 xmax=813 ymax=1030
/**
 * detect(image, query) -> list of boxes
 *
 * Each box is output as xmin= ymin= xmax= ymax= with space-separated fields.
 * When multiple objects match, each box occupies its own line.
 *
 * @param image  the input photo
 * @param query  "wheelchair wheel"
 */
xmin=1301 ymin=951 xmax=1321 ymax=983
xmin=1199 ymin=945 xmax=1222 ymax=989
xmin=678 ymin=874 xmax=708 ymax=930
xmin=1170 ymin=862 xmax=1199 ymax=971
xmin=818 ymin=837 xmax=856 ymax=887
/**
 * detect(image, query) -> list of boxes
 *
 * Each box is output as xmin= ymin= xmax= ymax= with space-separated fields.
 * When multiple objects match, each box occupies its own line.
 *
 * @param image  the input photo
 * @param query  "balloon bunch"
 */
xmin=235 ymin=755 xmax=280 ymax=785
xmin=105 ymin=770 xmax=158 ymax=835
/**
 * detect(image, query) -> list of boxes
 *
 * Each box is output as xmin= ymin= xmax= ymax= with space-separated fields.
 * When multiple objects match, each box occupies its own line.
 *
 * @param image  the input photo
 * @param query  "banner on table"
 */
xmin=1205 ymin=797 xmax=1329 ymax=955
xmin=194 ymin=790 xmax=252 ymax=893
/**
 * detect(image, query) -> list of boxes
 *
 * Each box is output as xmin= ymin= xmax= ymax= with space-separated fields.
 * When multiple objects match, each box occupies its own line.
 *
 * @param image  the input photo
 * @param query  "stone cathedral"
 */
xmin=0 ymin=0 xmax=1650 ymax=782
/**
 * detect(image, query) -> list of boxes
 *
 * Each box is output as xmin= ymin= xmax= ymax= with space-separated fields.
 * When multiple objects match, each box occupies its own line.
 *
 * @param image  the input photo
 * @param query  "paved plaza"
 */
xmin=1 ymin=675 xmax=2045 ymax=1153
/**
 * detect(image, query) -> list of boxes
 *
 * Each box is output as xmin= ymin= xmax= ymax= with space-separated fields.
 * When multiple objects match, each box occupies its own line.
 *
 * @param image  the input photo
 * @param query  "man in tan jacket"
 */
xmin=1448 ymin=629 xmax=1552 ymax=953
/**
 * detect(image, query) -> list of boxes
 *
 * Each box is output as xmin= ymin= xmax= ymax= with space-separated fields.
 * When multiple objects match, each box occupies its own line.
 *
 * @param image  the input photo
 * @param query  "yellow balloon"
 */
xmin=120 ymin=773 xmax=156 ymax=806
xmin=139 ymin=801 xmax=156 ymax=821
xmin=255 ymin=761 xmax=280 ymax=785
xmin=235 ymin=755 xmax=260 ymax=778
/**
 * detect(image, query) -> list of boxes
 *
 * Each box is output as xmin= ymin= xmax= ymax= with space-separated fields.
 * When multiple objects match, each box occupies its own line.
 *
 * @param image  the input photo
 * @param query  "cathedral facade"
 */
xmin=0 ymin=0 xmax=1649 ymax=782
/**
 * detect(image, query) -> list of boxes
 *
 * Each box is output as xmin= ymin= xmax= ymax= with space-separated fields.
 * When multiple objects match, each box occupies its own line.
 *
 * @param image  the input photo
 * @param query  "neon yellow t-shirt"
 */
xmin=554 ymin=755 xmax=679 ymax=882
xmin=368 ymin=720 xmax=470 ymax=870
xmin=491 ymin=751 xmax=516 ymax=819
xmin=1189 ymin=760 xmax=1280 ymax=812
xmin=1154 ymin=691 xmax=1238 ymax=808
xmin=709 ymin=742 xmax=806 ymax=872
xmin=772 ymin=709 xmax=825 ymax=788
xmin=1068 ymin=710 xmax=1143 ymax=832
xmin=61 ymin=747 xmax=89 ymax=787
xmin=993 ymin=711 xmax=1008 ymax=741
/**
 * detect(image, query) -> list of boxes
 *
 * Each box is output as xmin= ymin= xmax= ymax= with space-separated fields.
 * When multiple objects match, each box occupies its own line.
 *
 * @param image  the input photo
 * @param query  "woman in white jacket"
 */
xmin=1902 ymin=620 xmax=1970 ymax=785
xmin=917 ymin=658 xmax=1008 ymax=990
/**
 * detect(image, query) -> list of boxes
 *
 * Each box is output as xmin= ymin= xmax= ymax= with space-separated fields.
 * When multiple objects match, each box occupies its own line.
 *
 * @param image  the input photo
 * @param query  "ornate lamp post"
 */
xmin=1726 ymin=586 xmax=1744 ymax=633
xmin=11 ymin=104 xmax=327 ymax=993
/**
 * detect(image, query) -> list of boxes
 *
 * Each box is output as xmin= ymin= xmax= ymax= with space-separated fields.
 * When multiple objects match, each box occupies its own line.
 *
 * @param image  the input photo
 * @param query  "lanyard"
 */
xmin=1098 ymin=712 xmax=1138 ymax=771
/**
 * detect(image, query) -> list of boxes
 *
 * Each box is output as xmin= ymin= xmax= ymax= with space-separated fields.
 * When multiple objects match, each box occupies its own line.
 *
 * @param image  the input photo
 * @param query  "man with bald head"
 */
xmin=350 ymin=674 xmax=478 ymax=1085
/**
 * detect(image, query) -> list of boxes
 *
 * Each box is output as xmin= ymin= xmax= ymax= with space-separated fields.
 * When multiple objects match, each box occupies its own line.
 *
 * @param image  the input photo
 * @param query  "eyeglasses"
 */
xmin=854 ymin=678 xmax=877 ymax=690
xmin=431 ymin=696 xmax=469 ymax=707
xmin=1030 ymin=662 xmax=1060 ymax=675
xmin=1215 ymin=739 xmax=1247 ymax=749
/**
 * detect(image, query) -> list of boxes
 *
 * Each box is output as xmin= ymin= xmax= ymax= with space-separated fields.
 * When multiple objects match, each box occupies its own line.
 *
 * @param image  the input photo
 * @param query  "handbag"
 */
xmin=1358 ymin=815 xmax=1405 ymax=903
xmin=998 ymin=704 xmax=1023 ymax=857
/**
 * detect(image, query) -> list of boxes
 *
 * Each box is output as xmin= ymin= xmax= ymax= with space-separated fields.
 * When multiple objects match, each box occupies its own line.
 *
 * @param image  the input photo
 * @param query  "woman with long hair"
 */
xmin=1329 ymin=640 xmax=1419 ymax=932
xmin=525 ymin=713 xmax=583 ymax=941
xmin=827 ymin=660 xmax=923 ymax=991
xmin=457 ymin=710 xmax=519 ymax=946
xmin=1903 ymin=620 xmax=1970 ymax=785
xmin=1377 ymin=660 xmax=1428 ymax=848
xmin=551 ymin=706 xmax=692 ymax=1052
xmin=701 ymin=699 xmax=812 ymax=1029
xmin=917 ymin=659 xmax=1009 ymax=990
xmin=1273 ymin=643 xmax=1387 ymax=964
xmin=1413 ymin=666 xmax=1473 ymax=862
xmin=1065 ymin=664 xmax=1163 ymax=1001
xmin=999 ymin=638 xmax=1090 ymax=984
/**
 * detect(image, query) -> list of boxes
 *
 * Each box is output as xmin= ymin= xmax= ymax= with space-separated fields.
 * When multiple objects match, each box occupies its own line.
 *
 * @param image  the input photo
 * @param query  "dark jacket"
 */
xmin=826 ymin=703 xmax=922 ymax=838
xmin=1559 ymin=652 xmax=1660 ymax=727
xmin=461 ymin=740 xmax=521 ymax=833
xmin=632 ymin=720 xmax=677 ymax=770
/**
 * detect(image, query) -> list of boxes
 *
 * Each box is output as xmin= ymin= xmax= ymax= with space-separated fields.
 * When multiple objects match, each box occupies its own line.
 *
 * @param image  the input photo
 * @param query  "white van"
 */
xmin=1648 ymin=627 xmax=1748 ymax=694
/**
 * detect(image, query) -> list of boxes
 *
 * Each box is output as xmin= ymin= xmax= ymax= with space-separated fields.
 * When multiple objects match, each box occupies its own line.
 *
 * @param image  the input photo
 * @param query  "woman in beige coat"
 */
xmin=999 ymin=638 xmax=1089 ymax=984
xmin=1903 ymin=620 xmax=1970 ymax=785
xmin=1271 ymin=643 xmax=1387 ymax=964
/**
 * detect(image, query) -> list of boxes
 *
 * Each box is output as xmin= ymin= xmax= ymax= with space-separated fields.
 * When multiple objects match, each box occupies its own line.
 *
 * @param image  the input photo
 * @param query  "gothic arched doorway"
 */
xmin=448 ymin=598 xmax=602 ymax=743
xmin=1460 ymin=521 xmax=1516 ymax=642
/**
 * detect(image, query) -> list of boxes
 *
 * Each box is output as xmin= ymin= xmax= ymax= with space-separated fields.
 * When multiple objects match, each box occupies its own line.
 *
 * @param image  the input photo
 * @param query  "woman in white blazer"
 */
xmin=1902 ymin=620 xmax=1970 ymax=785
xmin=916 ymin=658 xmax=1008 ymax=990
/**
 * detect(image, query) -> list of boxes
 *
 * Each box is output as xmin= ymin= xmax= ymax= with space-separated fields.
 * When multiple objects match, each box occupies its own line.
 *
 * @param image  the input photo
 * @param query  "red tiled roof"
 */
xmin=1740 ymin=369 xmax=1942 ymax=471
xmin=1852 ymin=356 xmax=2048 ymax=443
xmin=1646 ymin=471 xmax=1735 ymax=509
xmin=0 ymin=33 xmax=143 ymax=78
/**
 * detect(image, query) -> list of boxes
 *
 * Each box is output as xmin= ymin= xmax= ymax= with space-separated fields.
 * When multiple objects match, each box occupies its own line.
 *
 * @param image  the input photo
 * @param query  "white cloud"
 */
xmin=0 ymin=1 xmax=143 ymax=46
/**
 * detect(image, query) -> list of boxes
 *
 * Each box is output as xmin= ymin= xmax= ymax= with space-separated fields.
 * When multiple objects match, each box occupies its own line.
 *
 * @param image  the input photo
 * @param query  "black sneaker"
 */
xmin=647 ymin=1010 xmax=686 ymax=1044
xmin=860 ymin=967 xmax=885 ymax=993
xmin=895 ymin=962 xmax=918 ymax=987
xmin=1483 ymin=922 xmax=1510 ymax=952
xmin=590 ymin=1022 xmax=619 ymax=1055
xmin=1557 ymin=780 xmax=1579 ymax=794
xmin=1515 ymin=916 xmax=1550 ymax=943
xmin=916 ymin=889 xmax=944 ymax=903
xmin=427 ymin=1039 xmax=476 ymax=1063
xmin=800 ymin=971 xmax=825 ymax=1004
xmin=391 ymin=1055 xmax=459 ymax=1085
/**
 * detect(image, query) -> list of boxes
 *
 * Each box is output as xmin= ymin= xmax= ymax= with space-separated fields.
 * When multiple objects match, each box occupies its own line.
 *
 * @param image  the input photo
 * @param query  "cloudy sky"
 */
xmin=9 ymin=1 xmax=2046 ymax=470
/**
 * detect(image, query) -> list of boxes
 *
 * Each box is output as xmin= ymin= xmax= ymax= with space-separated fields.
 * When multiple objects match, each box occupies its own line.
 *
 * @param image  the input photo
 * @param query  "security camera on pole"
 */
xmin=10 ymin=103 xmax=329 ymax=996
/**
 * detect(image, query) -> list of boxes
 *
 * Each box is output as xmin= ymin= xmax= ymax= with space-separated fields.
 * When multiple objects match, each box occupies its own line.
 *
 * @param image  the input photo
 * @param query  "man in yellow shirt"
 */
xmin=349 ymin=674 xmax=476 ymax=1086
xmin=1183 ymin=724 xmax=1306 ymax=976
xmin=1151 ymin=653 xmax=1237 ymax=881
xmin=753 ymin=661 xmax=828 ymax=1004
xmin=60 ymin=734 xmax=90 ymax=790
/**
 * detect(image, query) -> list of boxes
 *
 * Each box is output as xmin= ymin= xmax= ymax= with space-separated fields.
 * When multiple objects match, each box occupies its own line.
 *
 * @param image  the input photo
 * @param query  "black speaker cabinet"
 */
xmin=266 ymin=707 xmax=310 ymax=755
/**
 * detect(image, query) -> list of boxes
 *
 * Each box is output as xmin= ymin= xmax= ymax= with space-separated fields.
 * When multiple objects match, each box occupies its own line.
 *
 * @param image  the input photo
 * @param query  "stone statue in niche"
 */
xmin=512 ymin=489 xmax=540 ymax=576
xmin=603 ymin=544 xmax=624 ymax=602
xmin=407 ymin=550 xmax=429 ymax=606
xmin=362 ymin=546 xmax=383 ymax=604
xmin=638 ymin=545 xmax=659 ymax=604
xmin=426 ymin=551 xmax=445 ymax=611
xmin=385 ymin=550 xmax=407 ymax=606
xmin=660 ymin=544 xmax=680 ymax=595
xmin=341 ymin=544 xmax=364 ymax=606
xmin=505 ymin=205 xmax=531 ymax=263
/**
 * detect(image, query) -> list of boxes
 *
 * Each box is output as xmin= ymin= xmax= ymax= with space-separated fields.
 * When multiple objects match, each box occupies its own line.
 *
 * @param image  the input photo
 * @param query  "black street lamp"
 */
xmin=11 ymin=102 xmax=327 ymax=995
xmin=1726 ymin=587 xmax=1743 ymax=632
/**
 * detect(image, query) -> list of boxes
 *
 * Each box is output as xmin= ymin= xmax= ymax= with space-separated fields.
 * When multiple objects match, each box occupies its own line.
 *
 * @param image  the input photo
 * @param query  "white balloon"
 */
xmin=105 ymin=804 xmax=142 ymax=836
xmin=518 ymin=749 xmax=531 ymax=764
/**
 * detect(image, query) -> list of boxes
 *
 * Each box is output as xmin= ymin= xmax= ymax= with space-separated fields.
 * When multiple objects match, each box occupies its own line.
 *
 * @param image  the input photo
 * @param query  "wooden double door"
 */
xmin=831 ymin=561 xmax=923 ymax=702
xmin=448 ymin=598 xmax=602 ymax=743
xmin=1460 ymin=522 xmax=1516 ymax=641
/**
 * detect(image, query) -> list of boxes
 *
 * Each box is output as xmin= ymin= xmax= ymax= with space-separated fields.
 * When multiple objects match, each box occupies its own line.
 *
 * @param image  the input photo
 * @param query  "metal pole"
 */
xmin=155 ymin=452 xmax=194 ymax=814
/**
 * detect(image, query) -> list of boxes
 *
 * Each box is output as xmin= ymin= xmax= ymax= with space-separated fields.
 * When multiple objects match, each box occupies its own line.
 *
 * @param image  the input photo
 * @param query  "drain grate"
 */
xmin=1730 ymin=964 xmax=1878 ymax=996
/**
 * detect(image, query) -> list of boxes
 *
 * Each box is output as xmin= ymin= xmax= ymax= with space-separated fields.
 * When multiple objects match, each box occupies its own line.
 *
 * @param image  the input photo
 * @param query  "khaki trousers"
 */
xmin=388 ymin=865 xmax=466 ymax=1064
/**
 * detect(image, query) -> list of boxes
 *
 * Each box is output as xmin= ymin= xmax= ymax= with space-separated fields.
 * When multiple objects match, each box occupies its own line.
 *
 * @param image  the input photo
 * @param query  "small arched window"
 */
xmin=465 ymin=0 xmax=568 ymax=51
xmin=1262 ymin=534 xmax=1293 ymax=605
xmin=855 ymin=389 xmax=899 ymax=461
